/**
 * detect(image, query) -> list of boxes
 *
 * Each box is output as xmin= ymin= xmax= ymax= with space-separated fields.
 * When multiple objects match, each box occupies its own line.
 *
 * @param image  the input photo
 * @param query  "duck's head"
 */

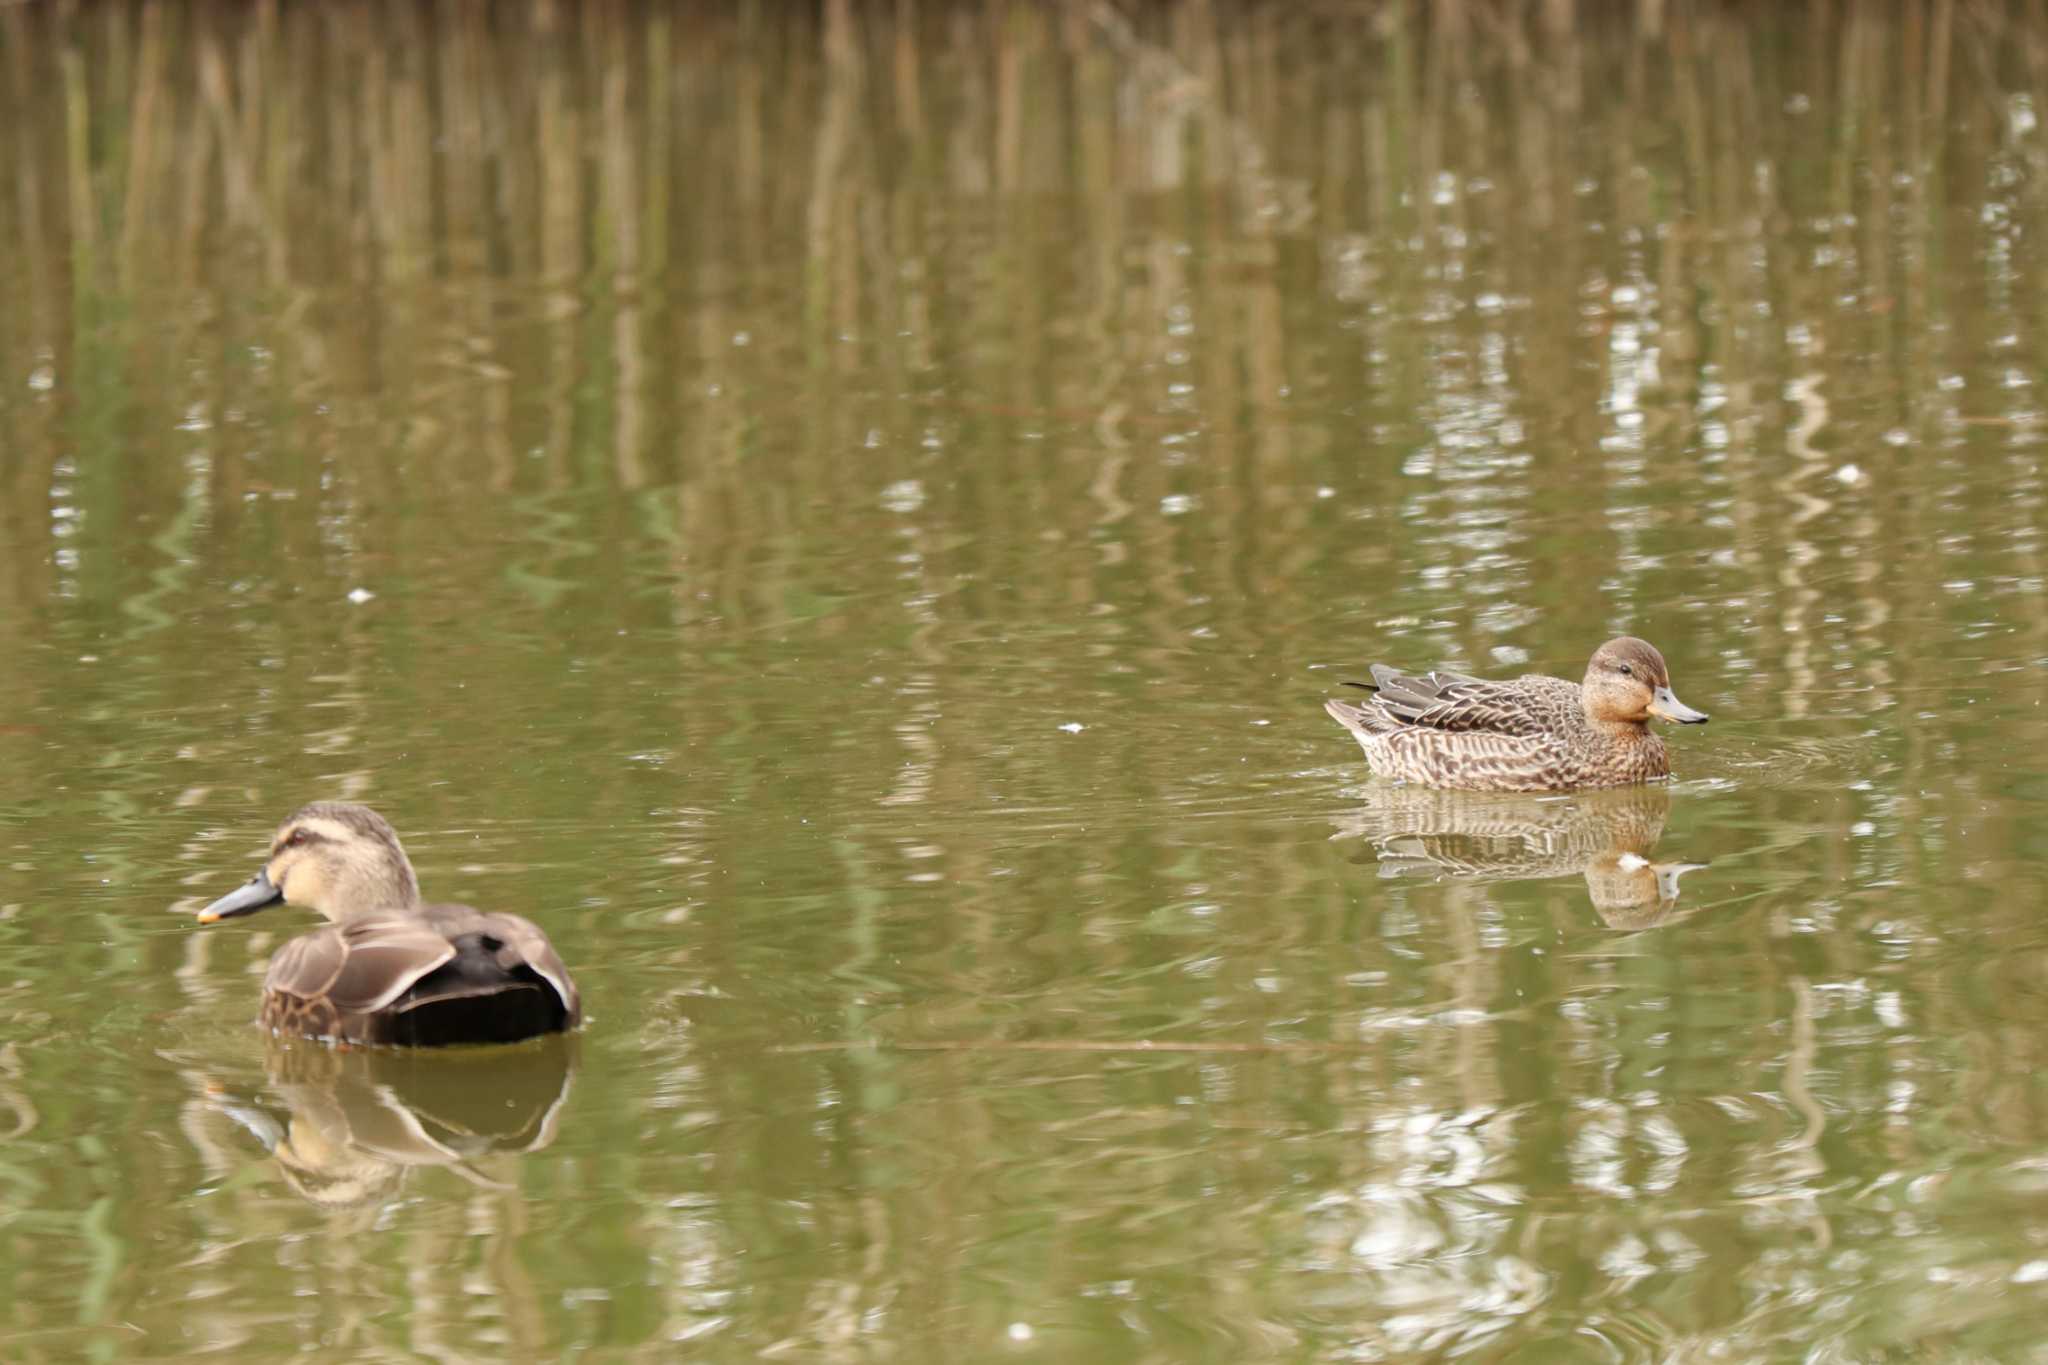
xmin=1581 ymin=637 xmax=1709 ymax=729
xmin=197 ymin=802 xmax=421 ymax=925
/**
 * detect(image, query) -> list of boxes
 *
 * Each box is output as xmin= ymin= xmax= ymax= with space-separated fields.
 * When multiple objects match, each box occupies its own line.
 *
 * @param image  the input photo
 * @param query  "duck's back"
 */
xmin=260 ymin=905 xmax=580 ymax=1047
xmin=1365 ymin=667 xmax=1588 ymax=739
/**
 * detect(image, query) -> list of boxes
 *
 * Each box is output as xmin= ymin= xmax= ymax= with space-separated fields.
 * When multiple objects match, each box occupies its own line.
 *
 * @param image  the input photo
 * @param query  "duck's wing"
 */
xmin=1366 ymin=663 xmax=1481 ymax=699
xmin=476 ymin=912 xmax=581 ymax=1025
xmin=1366 ymin=667 xmax=1564 ymax=738
xmin=263 ymin=917 xmax=457 ymax=1015
xmin=371 ymin=906 xmax=580 ymax=1027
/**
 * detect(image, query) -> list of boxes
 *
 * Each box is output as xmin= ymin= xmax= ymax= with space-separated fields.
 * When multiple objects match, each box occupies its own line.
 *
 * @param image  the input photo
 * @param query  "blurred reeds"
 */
xmin=0 ymin=2 xmax=2024 ymax=569
xmin=2 ymin=0 xmax=2042 ymax=831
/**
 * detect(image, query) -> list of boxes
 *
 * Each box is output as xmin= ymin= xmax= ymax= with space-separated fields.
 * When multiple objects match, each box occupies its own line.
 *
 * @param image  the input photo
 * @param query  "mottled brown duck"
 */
xmin=195 ymin=802 xmax=580 ymax=1046
xmin=1324 ymin=636 xmax=1710 ymax=792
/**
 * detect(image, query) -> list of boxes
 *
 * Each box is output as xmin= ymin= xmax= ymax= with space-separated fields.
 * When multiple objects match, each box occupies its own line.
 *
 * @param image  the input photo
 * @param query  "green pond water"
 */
xmin=5 ymin=3 xmax=2048 ymax=1360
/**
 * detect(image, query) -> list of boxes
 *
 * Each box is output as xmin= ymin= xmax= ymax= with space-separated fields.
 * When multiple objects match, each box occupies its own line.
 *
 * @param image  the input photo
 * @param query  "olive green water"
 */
xmin=5 ymin=3 xmax=2048 ymax=1360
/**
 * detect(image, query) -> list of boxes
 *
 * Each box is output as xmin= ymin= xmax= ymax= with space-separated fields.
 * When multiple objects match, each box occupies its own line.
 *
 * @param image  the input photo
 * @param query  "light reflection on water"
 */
xmin=193 ymin=1037 xmax=580 ymax=1208
xmin=1328 ymin=785 xmax=1706 ymax=929
xmin=3 ymin=0 xmax=2048 ymax=1360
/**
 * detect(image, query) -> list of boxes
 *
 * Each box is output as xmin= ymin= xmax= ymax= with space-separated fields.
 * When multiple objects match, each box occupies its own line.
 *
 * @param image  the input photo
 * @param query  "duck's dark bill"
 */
xmin=198 ymin=870 xmax=283 ymax=924
xmin=1648 ymin=687 xmax=1710 ymax=725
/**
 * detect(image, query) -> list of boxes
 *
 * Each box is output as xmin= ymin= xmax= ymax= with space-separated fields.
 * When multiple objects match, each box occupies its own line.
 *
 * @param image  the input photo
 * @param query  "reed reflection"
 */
xmin=1331 ymin=784 xmax=1705 ymax=928
xmin=204 ymin=1036 xmax=578 ymax=1209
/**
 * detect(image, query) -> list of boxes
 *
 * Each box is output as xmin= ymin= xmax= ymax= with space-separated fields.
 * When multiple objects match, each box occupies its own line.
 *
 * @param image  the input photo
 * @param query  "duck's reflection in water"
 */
xmin=1331 ymin=784 xmax=1706 ymax=928
xmin=206 ymin=1035 xmax=578 ymax=1207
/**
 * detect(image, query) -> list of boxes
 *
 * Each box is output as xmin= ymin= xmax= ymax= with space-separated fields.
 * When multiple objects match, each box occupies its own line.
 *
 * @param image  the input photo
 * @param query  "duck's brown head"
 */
xmin=1580 ymin=637 xmax=1709 ymax=729
xmin=197 ymin=802 xmax=421 ymax=925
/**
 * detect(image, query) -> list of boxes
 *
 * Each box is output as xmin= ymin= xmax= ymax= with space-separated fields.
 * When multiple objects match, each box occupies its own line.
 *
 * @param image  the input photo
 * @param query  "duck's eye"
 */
xmin=1616 ymin=663 xmax=1633 ymax=677
xmin=284 ymin=829 xmax=308 ymax=848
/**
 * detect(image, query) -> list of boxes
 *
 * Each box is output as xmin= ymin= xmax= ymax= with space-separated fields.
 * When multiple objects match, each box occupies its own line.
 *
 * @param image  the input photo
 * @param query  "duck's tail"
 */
xmin=1325 ymin=696 xmax=1394 ymax=740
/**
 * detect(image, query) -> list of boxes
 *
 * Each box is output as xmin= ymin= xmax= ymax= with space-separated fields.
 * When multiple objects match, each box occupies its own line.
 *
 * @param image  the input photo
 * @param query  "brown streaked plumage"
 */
xmin=1324 ymin=637 xmax=1710 ymax=792
xmin=194 ymin=802 xmax=580 ymax=1047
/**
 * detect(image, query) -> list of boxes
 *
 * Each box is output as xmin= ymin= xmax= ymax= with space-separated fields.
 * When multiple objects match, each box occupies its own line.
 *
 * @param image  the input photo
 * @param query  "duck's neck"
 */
xmin=1589 ymin=719 xmax=1667 ymax=778
xmin=324 ymin=860 xmax=423 ymax=921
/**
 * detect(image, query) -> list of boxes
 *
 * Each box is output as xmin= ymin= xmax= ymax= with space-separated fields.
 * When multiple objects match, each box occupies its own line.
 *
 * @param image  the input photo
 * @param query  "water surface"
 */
xmin=4 ymin=3 xmax=2048 ymax=1359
